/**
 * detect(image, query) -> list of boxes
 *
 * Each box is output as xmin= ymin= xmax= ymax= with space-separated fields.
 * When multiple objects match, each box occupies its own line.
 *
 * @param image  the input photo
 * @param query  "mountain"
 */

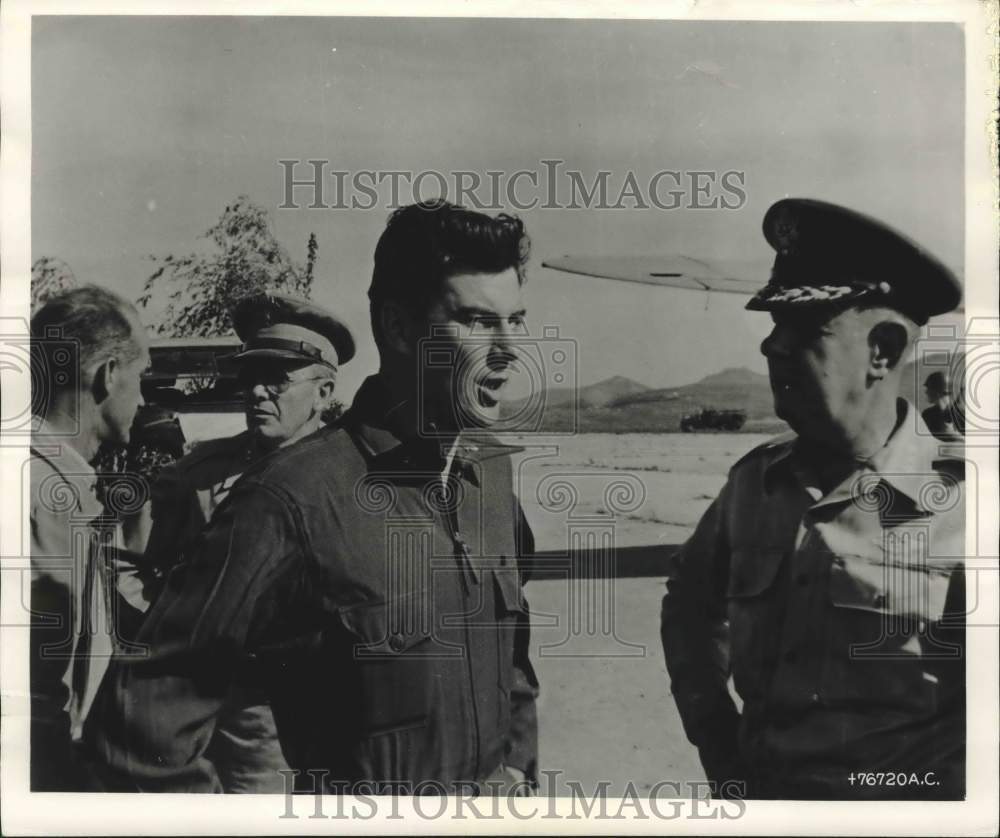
xmin=505 ymin=375 xmax=649 ymax=412
xmin=498 ymin=349 xmax=967 ymax=435
xmin=500 ymin=367 xmax=782 ymax=433
xmin=578 ymin=375 xmax=652 ymax=407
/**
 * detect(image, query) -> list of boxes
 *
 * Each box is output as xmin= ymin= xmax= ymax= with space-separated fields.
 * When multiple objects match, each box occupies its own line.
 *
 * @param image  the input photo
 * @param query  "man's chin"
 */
xmin=249 ymin=421 xmax=280 ymax=439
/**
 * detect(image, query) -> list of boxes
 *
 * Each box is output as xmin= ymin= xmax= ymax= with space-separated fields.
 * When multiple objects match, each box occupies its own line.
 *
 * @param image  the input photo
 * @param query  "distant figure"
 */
xmin=662 ymin=198 xmax=966 ymax=800
xmin=921 ymin=371 xmax=962 ymax=441
xmin=29 ymin=285 xmax=150 ymax=790
xmin=137 ymin=293 xmax=351 ymax=793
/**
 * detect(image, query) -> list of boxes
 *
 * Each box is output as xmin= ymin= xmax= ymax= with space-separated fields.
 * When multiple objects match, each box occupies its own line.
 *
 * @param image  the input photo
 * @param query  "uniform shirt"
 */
xmin=142 ymin=431 xmax=258 ymax=578
xmin=30 ymin=420 xmax=114 ymax=789
xmin=139 ymin=429 xmax=290 ymax=793
xmin=920 ymin=403 xmax=961 ymax=442
xmin=662 ymin=400 xmax=965 ymax=800
xmin=92 ymin=375 xmax=539 ymax=793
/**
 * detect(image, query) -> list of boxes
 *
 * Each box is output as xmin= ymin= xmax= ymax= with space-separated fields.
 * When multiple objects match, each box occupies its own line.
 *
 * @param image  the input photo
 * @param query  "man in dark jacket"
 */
xmin=92 ymin=200 xmax=539 ymax=794
xmin=661 ymin=198 xmax=965 ymax=801
xmin=921 ymin=371 xmax=962 ymax=442
xmin=132 ymin=293 xmax=353 ymax=793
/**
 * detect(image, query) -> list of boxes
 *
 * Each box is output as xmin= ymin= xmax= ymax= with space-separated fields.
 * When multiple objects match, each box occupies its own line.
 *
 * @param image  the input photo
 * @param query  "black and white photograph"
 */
xmin=1 ymin=1 xmax=997 ymax=834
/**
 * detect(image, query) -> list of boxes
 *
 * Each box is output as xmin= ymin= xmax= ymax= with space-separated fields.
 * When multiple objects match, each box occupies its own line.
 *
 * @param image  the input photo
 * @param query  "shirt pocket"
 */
xmin=336 ymin=590 xmax=437 ymax=736
xmin=828 ymin=553 xmax=952 ymax=624
xmin=726 ymin=548 xmax=786 ymax=688
xmin=824 ymin=554 xmax=958 ymax=709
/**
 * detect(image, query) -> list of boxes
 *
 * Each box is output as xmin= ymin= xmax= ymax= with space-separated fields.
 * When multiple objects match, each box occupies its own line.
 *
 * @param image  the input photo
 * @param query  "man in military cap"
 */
xmin=142 ymin=292 xmax=353 ymax=578
xmin=123 ymin=292 xmax=353 ymax=793
xmin=661 ymin=198 xmax=966 ymax=800
xmin=922 ymin=371 xmax=962 ymax=442
xmin=94 ymin=201 xmax=538 ymax=795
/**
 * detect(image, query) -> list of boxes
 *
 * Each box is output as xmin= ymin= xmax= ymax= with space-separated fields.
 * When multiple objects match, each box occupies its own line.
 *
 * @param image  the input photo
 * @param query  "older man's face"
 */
xmin=239 ymin=360 xmax=333 ymax=448
xmin=760 ymin=306 xmax=874 ymax=442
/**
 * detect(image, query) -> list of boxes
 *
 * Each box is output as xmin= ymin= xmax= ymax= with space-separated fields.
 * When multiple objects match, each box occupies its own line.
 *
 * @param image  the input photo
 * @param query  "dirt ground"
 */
xmin=511 ymin=432 xmax=771 ymax=795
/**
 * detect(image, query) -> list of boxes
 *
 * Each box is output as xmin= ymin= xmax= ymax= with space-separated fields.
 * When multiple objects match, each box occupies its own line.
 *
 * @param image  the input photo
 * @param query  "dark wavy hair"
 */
xmin=368 ymin=199 xmax=530 ymax=349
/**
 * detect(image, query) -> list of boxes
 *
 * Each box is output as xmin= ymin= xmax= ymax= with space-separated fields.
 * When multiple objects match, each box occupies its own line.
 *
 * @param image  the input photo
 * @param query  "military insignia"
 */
xmin=772 ymin=206 xmax=799 ymax=254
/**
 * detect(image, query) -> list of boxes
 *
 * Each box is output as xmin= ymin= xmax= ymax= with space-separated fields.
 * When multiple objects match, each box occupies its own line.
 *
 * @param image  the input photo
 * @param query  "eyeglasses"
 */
xmin=236 ymin=367 xmax=330 ymax=397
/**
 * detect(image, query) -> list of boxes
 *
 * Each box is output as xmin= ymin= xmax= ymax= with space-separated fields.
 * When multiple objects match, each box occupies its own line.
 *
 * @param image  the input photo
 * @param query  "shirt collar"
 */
xmin=31 ymin=417 xmax=101 ymax=507
xmin=32 ymin=417 xmax=97 ymax=477
xmin=763 ymin=400 xmax=945 ymax=513
xmin=344 ymin=376 xmax=523 ymax=486
xmin=867 ymin=400 xmax=948 ymax=510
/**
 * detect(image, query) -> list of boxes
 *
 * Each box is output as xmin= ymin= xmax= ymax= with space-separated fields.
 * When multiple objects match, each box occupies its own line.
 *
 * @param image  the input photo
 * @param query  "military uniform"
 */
xmin=92 ymin=375 xmax=538 ymax=792
xmin=143 ymin=431 xmax=257 ymax=577
xmin=142 ymin=431 xmax=294 ymax=792
xmin=662 ymin=198 xmax=966 ymax=800
xmin=921 ymin=373 xmax=962 ymax=443
xmin=121 ymin=293 xmax=357 ymax=793
xmin=662 ymin=406 xmax=965 ymax=799
xmin=920 ymin=404 xmax=961 ymax=442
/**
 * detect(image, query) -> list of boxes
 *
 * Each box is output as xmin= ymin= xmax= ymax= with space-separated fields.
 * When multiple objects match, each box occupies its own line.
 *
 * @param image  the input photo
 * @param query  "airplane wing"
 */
xmin=541 ymin=254 xmax=763 ymax=295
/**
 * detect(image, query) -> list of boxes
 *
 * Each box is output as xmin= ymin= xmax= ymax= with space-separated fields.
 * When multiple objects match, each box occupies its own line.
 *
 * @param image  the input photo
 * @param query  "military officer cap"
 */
xmin=747 ymin=198 xmax=962 ymax=325
xmin=231 ymin=292 xmax=355 ymax=367
xmin=925 ymin=371 xmax=951 ymax=394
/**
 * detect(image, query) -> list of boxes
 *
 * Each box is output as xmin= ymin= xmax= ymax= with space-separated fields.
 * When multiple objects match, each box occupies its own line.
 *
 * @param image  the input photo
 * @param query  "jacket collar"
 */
xmin=343 ymin=376 xmax=523 ymax=485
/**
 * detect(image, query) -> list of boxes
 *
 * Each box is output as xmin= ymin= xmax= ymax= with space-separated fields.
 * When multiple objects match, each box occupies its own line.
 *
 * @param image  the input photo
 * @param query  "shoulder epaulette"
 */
xmin=730 ymin=430 xmax=796 ymax=471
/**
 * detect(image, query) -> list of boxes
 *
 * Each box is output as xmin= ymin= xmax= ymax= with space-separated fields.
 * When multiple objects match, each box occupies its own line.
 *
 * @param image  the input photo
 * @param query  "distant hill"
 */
xmin=498 ymin=351 xmax=966 ymax=434
xmin=501 ymin=367 xmax=785 ymax=433
xmin=578 ymin=375 xmax=652 ymax=407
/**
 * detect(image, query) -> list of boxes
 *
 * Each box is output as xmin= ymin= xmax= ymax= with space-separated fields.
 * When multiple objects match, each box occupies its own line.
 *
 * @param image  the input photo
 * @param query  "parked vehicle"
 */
xmin=680 ymin=407 xmax=747 ymax=432
xmin=143 ymin=337 xmax=246 ymax=445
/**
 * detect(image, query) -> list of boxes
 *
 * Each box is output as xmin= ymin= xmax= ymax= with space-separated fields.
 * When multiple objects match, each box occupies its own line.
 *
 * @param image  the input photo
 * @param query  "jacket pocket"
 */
xmin=336 ymin=590 xmax=436 ymax=736
xmin=725 ymin=547 xmax=786 ymax=688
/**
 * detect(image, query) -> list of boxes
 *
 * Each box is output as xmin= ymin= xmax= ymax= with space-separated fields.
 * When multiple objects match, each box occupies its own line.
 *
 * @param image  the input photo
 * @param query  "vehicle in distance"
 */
xmin=679 ymin=407 xmax=747 ymax=432
xmin=143 ymin=336 xmax=246 ymax=444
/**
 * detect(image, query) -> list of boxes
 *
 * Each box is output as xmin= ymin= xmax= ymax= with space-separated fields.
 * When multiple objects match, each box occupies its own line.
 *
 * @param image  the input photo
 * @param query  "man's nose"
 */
xmin=761 ymin=324 xmax=794 ymax=359
xmin=489 ymin=322 xmax=517 ymax=365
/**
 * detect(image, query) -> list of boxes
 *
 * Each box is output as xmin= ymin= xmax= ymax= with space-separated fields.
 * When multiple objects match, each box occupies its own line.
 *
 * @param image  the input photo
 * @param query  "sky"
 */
xmin=31 ymin=16 xmax=965 ymax=402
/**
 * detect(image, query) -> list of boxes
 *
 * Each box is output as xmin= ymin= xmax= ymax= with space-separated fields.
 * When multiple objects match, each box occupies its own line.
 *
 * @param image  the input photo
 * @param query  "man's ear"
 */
xmin=379 ymin=300 xmax=416 ymax=356
xmin=314 ymin=378 xmax=335 ymax=409
xmin=868 ymin=321 xmax=910 ymax=379
xmin=90 ymin=358 xmax=116 ymax=404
